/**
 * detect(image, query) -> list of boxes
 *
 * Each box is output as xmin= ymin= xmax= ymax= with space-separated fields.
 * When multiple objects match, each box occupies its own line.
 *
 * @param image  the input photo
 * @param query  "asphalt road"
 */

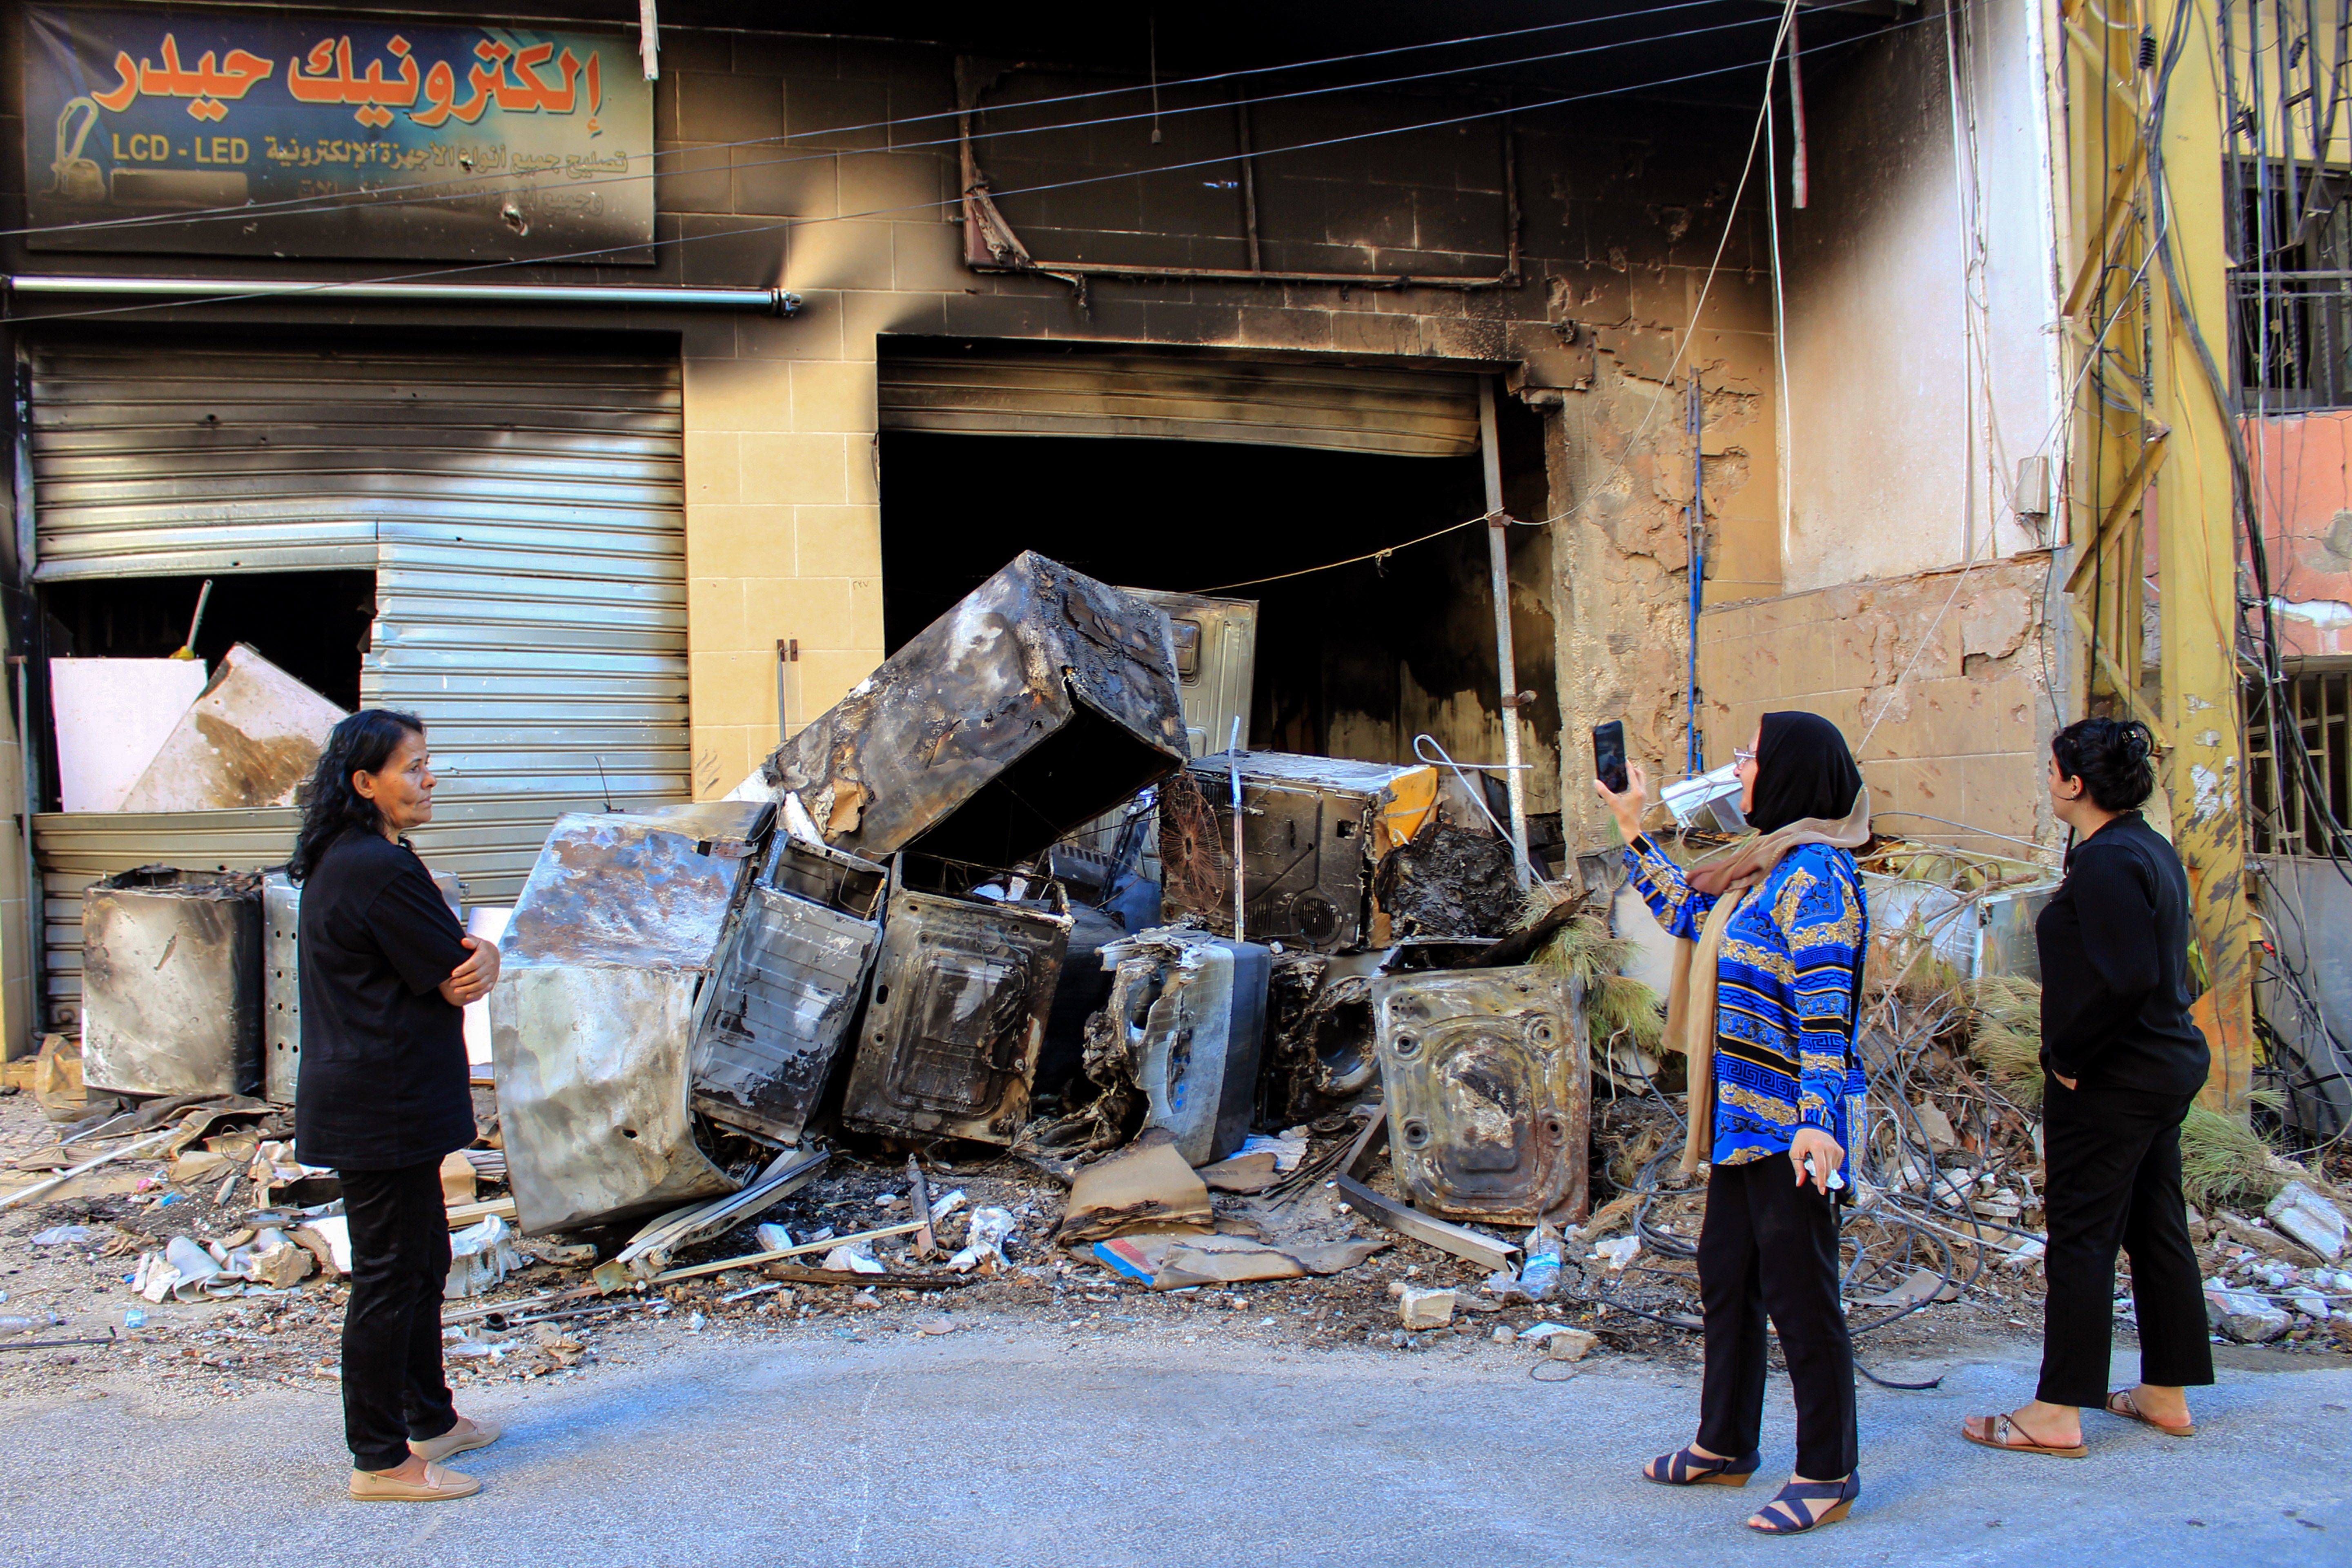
xmin=3 ymin=1324 xmax=2344 ymax=1567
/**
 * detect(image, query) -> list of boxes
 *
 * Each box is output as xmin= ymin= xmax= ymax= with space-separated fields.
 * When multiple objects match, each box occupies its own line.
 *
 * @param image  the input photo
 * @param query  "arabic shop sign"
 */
xmin=24 ymin=6 xmax=653 ymax=263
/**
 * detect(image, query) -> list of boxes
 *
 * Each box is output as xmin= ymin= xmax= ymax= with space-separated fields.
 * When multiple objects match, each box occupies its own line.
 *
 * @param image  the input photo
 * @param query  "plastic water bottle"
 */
xmin=1519 ymin=1224 xmax=1564 ymax=1301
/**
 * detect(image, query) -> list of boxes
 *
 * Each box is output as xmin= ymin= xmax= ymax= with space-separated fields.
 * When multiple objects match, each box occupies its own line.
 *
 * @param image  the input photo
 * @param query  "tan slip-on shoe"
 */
xmin=348 ymin=1461 xmax=481 ymax=1502
xmin=410 ymin=1415 xmax=503 ymax=1463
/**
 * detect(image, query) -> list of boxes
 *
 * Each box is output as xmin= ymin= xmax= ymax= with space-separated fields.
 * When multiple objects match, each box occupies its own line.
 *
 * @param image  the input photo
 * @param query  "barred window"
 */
xmin=2248 ymin=664 xmax=2352 ymax=856
xmin=2234 ymin=166 xmax=2352 ymax=409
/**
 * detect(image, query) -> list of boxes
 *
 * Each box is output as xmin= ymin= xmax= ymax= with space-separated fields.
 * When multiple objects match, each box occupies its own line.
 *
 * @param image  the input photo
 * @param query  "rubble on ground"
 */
xmin=6 ymin=552 xmax=2345 ymax=1408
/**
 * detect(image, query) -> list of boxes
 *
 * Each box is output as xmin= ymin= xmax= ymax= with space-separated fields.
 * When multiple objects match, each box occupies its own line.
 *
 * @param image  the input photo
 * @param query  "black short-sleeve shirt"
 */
xmin=294 ymin=829 xmax=476 ymax=1171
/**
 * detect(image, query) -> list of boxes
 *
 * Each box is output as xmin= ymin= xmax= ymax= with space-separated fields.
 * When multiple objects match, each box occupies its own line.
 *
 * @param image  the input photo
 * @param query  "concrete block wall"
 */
xmin=1695 ymin=557 xmax=2059 ymax=853
xmin=643 ymin=30 xmax=1784 ymax=802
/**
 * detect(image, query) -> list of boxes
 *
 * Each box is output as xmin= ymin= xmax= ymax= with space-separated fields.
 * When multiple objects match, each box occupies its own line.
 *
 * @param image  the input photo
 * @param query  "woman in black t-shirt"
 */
xmin=1962 ymin=719 xmax=2214 ymax=1457
xmin=291 ymin=710 xmax=502 ymax=1502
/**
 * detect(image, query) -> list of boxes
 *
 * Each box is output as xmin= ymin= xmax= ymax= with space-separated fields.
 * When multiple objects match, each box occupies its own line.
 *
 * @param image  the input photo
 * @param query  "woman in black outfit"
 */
xmin=292 ymin=710 xmax=503 ymax=1501
xmin=1963 ymin=718 xmax=2214 ymax=1457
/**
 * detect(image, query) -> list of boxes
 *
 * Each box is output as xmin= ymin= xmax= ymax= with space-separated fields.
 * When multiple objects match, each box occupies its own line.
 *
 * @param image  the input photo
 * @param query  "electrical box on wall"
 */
xmin=2016 ymin=454 xmax=2053 ymax=537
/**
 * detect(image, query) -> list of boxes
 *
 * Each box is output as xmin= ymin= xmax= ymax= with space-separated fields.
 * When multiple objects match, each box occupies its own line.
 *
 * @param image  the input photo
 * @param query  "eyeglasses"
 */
xmin=1732 ymin=746 xmax=1757 ymax=766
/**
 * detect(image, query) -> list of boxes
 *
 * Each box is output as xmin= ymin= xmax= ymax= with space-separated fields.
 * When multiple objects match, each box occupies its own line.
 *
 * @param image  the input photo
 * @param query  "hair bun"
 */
xmin=2123 ymin=723 xmax=2153 ymax=763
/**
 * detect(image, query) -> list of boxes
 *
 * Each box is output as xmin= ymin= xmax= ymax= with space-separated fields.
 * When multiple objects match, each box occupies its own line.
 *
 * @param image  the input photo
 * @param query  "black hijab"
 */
xmin=1747 ymin=711 xmax=1862 ymax=833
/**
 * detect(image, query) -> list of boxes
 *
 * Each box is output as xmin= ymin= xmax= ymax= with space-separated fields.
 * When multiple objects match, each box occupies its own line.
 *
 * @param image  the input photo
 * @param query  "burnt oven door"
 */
xmin=840 ymin=890 xmax=1071 ymax=1144
xmin=1372 ymin=965 xmax=1586 ymax=1225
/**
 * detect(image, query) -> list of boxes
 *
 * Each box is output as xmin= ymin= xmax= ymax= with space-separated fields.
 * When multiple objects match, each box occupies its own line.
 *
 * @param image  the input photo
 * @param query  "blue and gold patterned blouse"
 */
xmin=1624 ymin=835 xmax=1869 ymax=1167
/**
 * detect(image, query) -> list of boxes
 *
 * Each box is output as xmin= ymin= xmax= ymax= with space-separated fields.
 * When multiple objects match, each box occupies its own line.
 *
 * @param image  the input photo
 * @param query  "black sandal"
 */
xmin=1643 ymin=1444 xmax=1761 ymax=1486
xmin=1746 ymin=1472 xmax=1860 ymax=1534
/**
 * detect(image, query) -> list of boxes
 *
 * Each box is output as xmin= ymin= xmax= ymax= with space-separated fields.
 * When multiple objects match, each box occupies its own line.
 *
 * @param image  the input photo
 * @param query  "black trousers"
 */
xmin=2036 ymin=1080 xmax=2214 ymax=1407
xmin=1696 ymin=1157 xmax=1858 ymax=1481
xmin=338 ymin=1161 xmax=459 ymax=1471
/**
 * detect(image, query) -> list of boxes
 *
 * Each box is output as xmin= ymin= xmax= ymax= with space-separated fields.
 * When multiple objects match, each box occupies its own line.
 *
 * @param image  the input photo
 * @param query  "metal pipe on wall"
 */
xmin=1477 ymin=378 xmax=1531 ymax=889
xmin=6 ymin=276 xmax=797 ymax=313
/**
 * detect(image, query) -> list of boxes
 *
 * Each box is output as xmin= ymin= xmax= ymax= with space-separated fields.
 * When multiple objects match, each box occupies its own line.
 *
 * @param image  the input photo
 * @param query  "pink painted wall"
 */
xmin=2244 ymin=412 xmax=2352 ymax=657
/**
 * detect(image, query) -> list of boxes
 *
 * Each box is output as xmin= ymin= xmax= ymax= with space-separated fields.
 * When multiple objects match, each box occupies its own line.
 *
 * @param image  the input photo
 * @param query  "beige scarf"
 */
xmin=1658 ymin=788 xmax=1873 ymax=1176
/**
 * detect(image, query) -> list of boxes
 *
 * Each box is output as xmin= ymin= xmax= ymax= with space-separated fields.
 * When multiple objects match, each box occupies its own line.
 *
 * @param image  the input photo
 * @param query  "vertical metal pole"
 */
xmin=1687 ymin=372 xmax=1705 ymax=777
xmin=1227 ymin=717 xmax=1246 ymax=943
xmin=1478 ymin=378 xmax=1531 ymax=889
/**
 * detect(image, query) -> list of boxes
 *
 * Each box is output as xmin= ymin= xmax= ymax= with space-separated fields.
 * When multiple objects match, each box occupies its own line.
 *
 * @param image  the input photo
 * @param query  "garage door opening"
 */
xmin=876 ymin=428 xmax=1561 ymax=820
xmin=34 ymin=569 xmax=375 ymax=812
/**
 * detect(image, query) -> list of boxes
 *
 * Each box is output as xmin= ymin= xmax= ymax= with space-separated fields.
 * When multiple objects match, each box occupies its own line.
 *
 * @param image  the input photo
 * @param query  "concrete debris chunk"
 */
xmin=1519 ymin=1323 xmax=1599 ymax=1361
xmin=2204 ymin=1285 xmax=2293 ymax=1343
xmin=1396 ymin=1285 xmax=1456 ymax=1329
xmin=2265 ymin=1181 xmax=2347 ymax=1263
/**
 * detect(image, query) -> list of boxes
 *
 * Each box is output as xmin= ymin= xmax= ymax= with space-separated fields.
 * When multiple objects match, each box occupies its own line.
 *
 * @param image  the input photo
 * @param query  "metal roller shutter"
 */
xmin=876 ymin=351 xmax=1480 ymax=457
xmin=28 ymin=341 xmax=687 ymax=1027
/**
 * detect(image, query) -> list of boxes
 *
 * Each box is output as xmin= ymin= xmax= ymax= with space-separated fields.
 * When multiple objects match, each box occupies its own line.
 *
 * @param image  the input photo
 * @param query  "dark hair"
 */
xmin=288 ymin=709 xmax=427 ymax=882
xmin=2051 ymin=717 xmax=2156 ymax=813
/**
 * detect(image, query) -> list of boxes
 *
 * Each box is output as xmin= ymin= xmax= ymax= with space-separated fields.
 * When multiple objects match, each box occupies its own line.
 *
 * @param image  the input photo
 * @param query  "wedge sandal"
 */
xmin=2106 ymin=1389 xmax=2196 ymax=1438
xmin=1642 ymin=1444 xmax=1761 ymax=1486
xmin=348 ymin=1461 xmax=481 ymax=1502
xmin=1960 ymin=1412 xmax=2087 ymax=1458
xmin=1746 ymin=1472 xmax=1860 ymax=1535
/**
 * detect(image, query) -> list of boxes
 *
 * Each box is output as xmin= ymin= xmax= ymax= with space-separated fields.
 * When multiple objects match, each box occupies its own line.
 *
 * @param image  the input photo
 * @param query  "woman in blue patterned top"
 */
xmin=1597 ymin=711 xmax=1872 ymax=1536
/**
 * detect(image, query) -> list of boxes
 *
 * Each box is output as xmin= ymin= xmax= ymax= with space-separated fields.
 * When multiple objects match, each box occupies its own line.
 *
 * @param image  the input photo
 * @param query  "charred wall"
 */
xmin=652 ymin=33 xmax=1780 ymax=827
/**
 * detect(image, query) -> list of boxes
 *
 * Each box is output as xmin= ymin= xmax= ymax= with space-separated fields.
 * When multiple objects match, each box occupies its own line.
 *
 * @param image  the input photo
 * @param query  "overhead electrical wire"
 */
xmin=0 ymin=0 xmax=1755 ymax=244
xmin=7 ymin=11 xmax=1941 ymax=329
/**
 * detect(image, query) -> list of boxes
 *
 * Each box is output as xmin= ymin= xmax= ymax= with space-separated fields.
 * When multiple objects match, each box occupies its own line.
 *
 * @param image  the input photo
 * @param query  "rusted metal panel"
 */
xmin=689 ymin=838 xmax=887 ymax=1145
xmin=1162 ymin=752 xmax=1512 ymax=951
xmin=756 ymin=552 xmax=1188 ymax=869
xmin=489 ymin=802 xmax=772 ymax=1235
xmin=841 ymin=889 xmax=1071 ymax=1144
xmin=80 ymin=867 xmax=263 ymax=1099
xmin=1098 ymin=929 xmax=1270 ymax=1166
xmin=1372 ymin=964 xmax=1588 ymax=1225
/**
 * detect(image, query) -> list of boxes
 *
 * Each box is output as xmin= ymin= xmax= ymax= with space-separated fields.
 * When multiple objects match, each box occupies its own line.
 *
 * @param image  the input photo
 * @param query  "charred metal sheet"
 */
xmin=756 ymin=552 xmax=1188 ymax=868
xmin=81 ymin=866 xmax=263 ymax=1099
xmin=691 ymin=883 xmax=882 ymax=1145
xmin=841 ymin=889 xmax=1071 ymax=1144
xmin=1099 ymin=929 xmax=1271 ymax=1167
xmin=499 ymin=803 xmax=770 ymax=969
xmin=1162 ymin=752 xmax=1504 ymax=952
xmin=1372 ymin=964 xmax=1588 ymax=1225
xmin=490 ymin=804 xmax=772 ymax=1236
xmin=760 ymin=834 xmax=886 ymax=920
xmin=263 ymin=868 xmax=463 ymax=1107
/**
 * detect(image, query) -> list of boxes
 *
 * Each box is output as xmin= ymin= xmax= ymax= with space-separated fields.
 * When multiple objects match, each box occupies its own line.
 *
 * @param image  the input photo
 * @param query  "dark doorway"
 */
xmin=39 ymin=570 xmax=375 ymax=711
xmin=878 ymin=432 xmax=1559 ymax=797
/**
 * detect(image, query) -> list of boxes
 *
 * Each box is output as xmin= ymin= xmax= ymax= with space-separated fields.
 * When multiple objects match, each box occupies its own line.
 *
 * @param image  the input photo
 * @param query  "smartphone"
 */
xmin=1592 ymin=720 xmax=1628 ymax=794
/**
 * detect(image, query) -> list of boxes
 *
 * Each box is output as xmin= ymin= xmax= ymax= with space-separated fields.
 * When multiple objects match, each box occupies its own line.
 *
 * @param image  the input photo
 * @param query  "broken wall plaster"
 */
xmin=1694 ymin=560 xmax=2060 ymax=853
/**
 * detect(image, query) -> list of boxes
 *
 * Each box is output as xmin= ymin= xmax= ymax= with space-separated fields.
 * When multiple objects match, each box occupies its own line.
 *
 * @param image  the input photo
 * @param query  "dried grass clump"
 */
xmin=2179 ymin=1097 xmax=2289 ymax=1213
xmin=1521 ymin=889 xmax=1665 ymax=1062
xmin=1967 ymin=974 xmax=2045 ymax=1105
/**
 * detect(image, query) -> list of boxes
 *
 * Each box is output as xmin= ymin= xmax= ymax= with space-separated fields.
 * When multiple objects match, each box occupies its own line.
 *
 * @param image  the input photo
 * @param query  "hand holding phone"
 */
xmin=1592 ymin=720 xmax=1628 ymax=794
